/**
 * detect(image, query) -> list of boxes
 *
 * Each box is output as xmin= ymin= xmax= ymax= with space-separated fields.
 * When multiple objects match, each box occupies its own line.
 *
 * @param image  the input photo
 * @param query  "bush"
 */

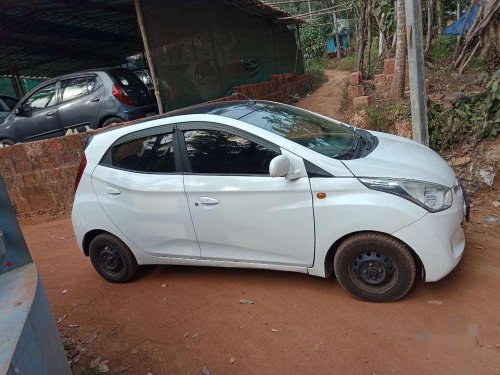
xmin=366 ymin=98 xmax=411 ymax=132
xmin=330 ymin=54 xmax=357 ymax=72
xmin=429 ymin=36 xmax=456 ymax=62
xmin=305 ymin=57 xmax=328 ymax=89
xmin=428 ymin=71 xmax=499 ymax=151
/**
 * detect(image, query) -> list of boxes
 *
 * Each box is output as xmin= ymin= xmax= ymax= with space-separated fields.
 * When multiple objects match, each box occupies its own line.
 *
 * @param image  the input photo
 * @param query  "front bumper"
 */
xmin=392 ymin=183 xmax=467 ymax=282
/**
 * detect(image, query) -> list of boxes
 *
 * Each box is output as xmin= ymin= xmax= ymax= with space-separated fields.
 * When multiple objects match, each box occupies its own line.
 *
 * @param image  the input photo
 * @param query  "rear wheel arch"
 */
xmin=0 ymin=138 xmax=15 ymax=147
xmin=82 ymin=229 xmax=108 ymax=256
xmin=98 ymin=115 xmax=124 ymax=128
xmin=323 ymin=231 xmax=425 ymax=280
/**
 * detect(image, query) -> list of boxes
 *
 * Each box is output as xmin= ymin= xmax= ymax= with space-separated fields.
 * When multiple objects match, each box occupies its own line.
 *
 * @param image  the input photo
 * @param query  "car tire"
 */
xmin=333 ymin=233 xmax=416 ymax=302
xmin=0 ymin=139 xmax=15 ymax=147
xmin=89 ymin=233 xmax=138 ymax=283
xmin=101 ymin=117 xmax=124 ymax=128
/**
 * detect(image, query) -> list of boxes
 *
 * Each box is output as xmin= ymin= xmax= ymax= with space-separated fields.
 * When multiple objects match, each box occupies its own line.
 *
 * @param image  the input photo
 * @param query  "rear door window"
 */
xmin=104 ymin=132 xmax=176 ymax=173
xmin=61 ymin=77 xmax=89 ymax=102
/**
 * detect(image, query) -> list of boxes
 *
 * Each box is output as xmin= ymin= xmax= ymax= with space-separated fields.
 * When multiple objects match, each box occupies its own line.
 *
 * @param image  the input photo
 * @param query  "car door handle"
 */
xmin=106 ymin=187 xmax=122 ymax=196
xmin=91 ymin=97 xmax=101 ymax=102
xmin=199 ymin=196 xmax=219 ymax=206
xmin=45 ymin=111 xmax=54 ymax=117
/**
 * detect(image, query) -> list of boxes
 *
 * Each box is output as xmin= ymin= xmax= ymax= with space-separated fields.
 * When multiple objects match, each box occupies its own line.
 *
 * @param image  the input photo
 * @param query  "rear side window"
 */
xmin=105 ymin=132 xmax=176 ymax=173
xmin=183 ymin=130 xmax=279 ymax=175
xmin=87 ymin=76 xmax=102 ymax=93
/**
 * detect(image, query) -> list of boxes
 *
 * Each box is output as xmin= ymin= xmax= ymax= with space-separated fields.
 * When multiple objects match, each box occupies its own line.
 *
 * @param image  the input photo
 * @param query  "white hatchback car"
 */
xmin=72 ymin=101 xmax=469 ymax=302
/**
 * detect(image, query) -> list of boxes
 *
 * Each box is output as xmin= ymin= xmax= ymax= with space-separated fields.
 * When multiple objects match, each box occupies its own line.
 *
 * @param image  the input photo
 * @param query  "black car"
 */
xmin=0 ymin=68 xmax=158 ymax=146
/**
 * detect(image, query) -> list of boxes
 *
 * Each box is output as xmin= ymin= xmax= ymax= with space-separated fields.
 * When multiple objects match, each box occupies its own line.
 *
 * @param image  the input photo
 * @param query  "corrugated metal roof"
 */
xmin=0 ymin=0 xmax=301 ymax=77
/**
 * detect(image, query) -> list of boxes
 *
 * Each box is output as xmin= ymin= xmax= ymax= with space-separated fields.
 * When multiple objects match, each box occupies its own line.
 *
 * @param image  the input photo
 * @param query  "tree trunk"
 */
xmin=331 ymin=0 xmax=341 ymax=58
xmin=436 ymin=0 xmax=443 ymax=34
xmin=366 ymin=0 xmax=373 ymax=75
xmin=307 ymin=0 xmax=312 ymax=20
xmin=379 ymin=13 xmax=386 ymax=56
xmin=356 ymin=0 xmax=367 ymax=75
xmin=392 ymin=0 xmax=407 ymax=99
xmin=425 ymin=0 xmax=435 ymax=54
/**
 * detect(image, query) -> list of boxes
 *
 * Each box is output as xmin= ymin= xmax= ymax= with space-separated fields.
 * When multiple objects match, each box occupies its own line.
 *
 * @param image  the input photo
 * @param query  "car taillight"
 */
xmin=74 ymin=154 xmax=87 ymax=193
xmin=112 ymin=84 xmax=134 ymax=105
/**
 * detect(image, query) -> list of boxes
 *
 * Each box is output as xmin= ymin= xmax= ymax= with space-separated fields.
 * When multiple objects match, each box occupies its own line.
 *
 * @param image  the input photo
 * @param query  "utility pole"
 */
xmin=134 ymin=0 xmax=165 ymax=114
xmin=405 ymin=0 xmax=429 ymax=145
xmin=331 ymin=0 xmax=341 ymax=58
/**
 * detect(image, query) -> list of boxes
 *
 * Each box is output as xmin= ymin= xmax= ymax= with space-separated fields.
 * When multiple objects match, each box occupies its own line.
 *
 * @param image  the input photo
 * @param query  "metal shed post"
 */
xmin=134 ymin=0 xmax=165 ymax=114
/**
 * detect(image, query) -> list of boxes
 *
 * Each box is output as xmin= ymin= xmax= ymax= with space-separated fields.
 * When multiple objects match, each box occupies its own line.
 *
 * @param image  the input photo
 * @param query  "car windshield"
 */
xmin=239 ymin=102 xmax=361 ymax=159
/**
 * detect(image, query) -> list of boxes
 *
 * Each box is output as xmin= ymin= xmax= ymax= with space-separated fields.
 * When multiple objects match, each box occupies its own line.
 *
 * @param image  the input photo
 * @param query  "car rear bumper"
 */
xmin=392 ymin=183 xmax=466 ymax=282
xmin=122 ymin=104 xmax=158 ymax=121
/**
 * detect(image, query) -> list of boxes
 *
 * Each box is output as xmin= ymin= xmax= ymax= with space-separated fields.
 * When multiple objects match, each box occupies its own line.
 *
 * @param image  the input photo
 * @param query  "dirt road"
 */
xmin=21 ymin=71 xmax=500 ymax=374
xmin=296 ymin=69 xmax=349 ymax=118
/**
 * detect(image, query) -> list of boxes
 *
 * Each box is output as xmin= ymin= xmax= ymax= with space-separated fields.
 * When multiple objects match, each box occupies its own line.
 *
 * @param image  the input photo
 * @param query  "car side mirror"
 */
xmin=269 ymin=155 xmax=291 ymax=178
xmin=14 ymin=107 xmax=23 ymax=116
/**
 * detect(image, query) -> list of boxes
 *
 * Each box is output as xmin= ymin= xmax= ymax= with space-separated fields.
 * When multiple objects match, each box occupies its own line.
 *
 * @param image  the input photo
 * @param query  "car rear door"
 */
xmin=91 ymin=125 xmax=200 ymax=259
xmin=58 ymin=76 xmax=104 ymax=132
xmin=179 ymin=122 xmax=315 ymax=267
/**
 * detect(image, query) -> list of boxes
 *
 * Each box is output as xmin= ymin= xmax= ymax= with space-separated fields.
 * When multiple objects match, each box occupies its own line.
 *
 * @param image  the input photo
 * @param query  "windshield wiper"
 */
xmin=335 ymin=135 xmax=362 ymax=160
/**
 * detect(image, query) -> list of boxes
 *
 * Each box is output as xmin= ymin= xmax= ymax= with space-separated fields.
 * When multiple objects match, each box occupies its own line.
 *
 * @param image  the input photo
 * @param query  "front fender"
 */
xmin=307 ymin=177 xmax=427 ymax=277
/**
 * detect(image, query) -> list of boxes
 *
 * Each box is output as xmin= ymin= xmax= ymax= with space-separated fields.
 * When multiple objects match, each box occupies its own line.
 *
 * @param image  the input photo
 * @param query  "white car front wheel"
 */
xmin=334 ymin=233 xmax=417 ymax=302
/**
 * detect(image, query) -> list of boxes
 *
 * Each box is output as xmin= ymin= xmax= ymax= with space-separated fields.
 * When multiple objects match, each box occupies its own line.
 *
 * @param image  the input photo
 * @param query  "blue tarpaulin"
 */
xmin=326 ymin=34 xmax=349 ymax=53
xmin=442 ymin=3 xmax=479 ymax=35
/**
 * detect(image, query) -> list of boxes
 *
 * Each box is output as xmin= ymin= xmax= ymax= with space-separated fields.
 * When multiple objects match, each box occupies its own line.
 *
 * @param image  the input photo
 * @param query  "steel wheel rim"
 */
xmin=348 ymin=250 xmax=399 ymax=293
xmin=98 ymin=245 xmax=124 ymax=277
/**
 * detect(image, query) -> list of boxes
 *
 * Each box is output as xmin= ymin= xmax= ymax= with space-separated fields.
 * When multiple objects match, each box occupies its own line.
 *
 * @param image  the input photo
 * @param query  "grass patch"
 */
xmin=305 ymin=56 xmax=328 ymax=90
xmin=330 ymin=54 xmax=357 ymax=72
xmin=429 ymin=36 xmax=456 ymax=63
xmin=366 ymin=96 xmax=411 ymax=132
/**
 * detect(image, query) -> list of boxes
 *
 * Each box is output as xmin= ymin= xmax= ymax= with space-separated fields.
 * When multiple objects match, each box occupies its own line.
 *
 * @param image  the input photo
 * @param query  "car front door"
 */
xmin=179 ymin=123 xmax=315 ymax=267
xmin=91 ymin=125 xmax=200 ymax=259
xmin=14 ymin=82 xmax=62 ymax=141
xmin=58 ymin=76 xmax=104 ymax=132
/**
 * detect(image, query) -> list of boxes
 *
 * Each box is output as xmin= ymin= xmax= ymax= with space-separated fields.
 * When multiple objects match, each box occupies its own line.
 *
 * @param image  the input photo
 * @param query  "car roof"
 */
xmin=164 ymin=100 xmax=266 ymax=119
xmin=93 ymin=100 xmax=272 ymax=135
xmin=40 ymin=67 xmax=128 ymax=84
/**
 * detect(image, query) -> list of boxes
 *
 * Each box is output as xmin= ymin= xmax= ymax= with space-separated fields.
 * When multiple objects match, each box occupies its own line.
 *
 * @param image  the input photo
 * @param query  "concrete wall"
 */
xmin=0 ymin=74 xmax=313 ymax=219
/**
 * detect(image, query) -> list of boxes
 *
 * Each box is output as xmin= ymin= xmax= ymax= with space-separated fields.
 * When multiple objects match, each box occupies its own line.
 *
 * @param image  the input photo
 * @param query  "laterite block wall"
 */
xmin=0 ymin=134 xmax=86 ymax=220
xmin=0 ymin=73 xmax=313 ymax=219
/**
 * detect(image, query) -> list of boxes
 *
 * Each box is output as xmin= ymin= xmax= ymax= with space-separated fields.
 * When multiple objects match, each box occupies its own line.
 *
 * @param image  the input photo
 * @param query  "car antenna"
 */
xmin=232 ymin=89 xmax=255 ymax=104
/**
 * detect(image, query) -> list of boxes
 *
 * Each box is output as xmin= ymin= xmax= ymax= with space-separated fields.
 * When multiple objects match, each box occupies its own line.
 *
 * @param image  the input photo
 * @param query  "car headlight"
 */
xmin=359 ymin=178 xmax=453 ymax=212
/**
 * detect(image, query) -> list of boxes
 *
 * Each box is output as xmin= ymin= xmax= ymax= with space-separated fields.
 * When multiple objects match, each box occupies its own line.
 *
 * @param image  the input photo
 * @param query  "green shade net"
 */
xmin=141 ymin=0 xmax=303 ymax=110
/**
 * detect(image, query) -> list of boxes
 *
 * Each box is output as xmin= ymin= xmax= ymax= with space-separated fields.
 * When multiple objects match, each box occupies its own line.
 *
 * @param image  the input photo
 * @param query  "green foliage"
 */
xmin=305 ymin=57 xmax=328 ymax=89
xmin=331 ymin=54 xmax=357 ymax=72
xmin=374 ymin=0 xmax=396 ymax=34
xmin=300 ymin=20 xmax=332 ymax=60
xmin=429 ymin=71 xmax=500 ymax=151
xmin=429 ymin=36 xmax=456 ymax=62
xmin=366 ymin=98 xmax=411 ymax=132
